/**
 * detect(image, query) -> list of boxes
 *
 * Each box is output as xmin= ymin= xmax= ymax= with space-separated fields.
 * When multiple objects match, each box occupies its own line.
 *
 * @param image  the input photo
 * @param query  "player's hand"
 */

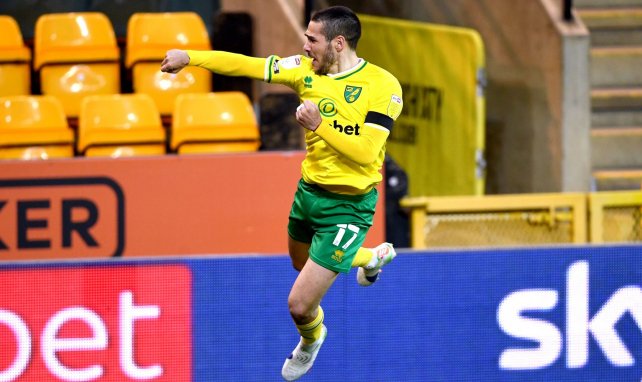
xmin=160 ymin=49 xmax=190 ymax=73
xmin=295 ymin=100 xmax=322 ymax=131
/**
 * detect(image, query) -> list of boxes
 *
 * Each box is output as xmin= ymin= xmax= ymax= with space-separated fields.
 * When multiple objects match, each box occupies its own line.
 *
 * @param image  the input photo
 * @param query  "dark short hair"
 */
xmin=310 ymin=6 xmax=361 ymax=50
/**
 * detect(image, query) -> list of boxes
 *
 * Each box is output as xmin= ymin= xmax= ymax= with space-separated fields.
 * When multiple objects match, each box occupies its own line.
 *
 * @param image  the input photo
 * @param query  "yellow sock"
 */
xmin=296 ymin=306 xmax=324 ymax=345
xmin=351 ymin=247 xmax=373 ymax=268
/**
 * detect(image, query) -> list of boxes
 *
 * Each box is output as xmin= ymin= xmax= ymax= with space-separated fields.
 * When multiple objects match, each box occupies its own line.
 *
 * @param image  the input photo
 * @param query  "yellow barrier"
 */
xmin=402 ymin=191 xmax=642 ymax=248
xmin=401 ymin=193 xmax=588 ymax=248
xmin=588 ymin=191 xmax=642 ymax=243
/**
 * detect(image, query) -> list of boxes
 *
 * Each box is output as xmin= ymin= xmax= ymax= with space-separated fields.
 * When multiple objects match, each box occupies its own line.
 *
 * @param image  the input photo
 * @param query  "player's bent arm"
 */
xmin=315 ymin=121 xmax=390 ymax=165
xmin=186 ymin=50 xmax=266 ymax=80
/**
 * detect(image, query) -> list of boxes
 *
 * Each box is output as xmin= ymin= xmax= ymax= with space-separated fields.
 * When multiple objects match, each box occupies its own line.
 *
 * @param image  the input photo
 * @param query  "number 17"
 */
xmin=332 ymin=224 xmax=360 ymax=249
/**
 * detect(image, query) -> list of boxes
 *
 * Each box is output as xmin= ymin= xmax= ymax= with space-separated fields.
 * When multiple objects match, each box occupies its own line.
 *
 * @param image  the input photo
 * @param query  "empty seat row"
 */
xmin=0 ymin=92 xmax=260 ymax=160
xmin=0 ymin=12 xmax=212 ymax=117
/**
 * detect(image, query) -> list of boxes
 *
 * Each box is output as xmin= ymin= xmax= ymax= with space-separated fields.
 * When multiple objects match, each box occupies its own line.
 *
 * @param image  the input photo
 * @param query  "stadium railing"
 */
xmin=402 ymin=191 xmax=642 ymax=248
xmin=401 ymin=193 xmax=588 ymax=248
xmin=588 ymin=190 xmax=642 ymax=243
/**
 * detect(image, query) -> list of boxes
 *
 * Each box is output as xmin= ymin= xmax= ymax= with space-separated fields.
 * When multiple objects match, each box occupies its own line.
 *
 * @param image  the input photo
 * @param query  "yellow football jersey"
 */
xmin=266 ymin=55 xmax=403 ymax=194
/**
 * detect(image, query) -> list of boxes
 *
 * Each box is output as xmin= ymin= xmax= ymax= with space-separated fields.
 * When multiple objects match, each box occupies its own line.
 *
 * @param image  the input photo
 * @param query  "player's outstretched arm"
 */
xmin=161 ymin=49 xmax=267 ymax=80
xmin=161 ymin=49 xmax=190 ymax=74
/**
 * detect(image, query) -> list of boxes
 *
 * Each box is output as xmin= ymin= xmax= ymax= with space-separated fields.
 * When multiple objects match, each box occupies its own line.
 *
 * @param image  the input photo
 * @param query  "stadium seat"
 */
xmin=0 ymin=15 xmax=31 ymax=97
xmin=78 ymin=94 xmax=166 ymax=157
xmin=126 ymin=12 xmax=212 ymax=116
xmin=34 ymin=12 xmax=120 ymax=118
xmin=0 ymin=95 xmax=74 ymax=160
xmin=171 ymin=92 xmax=260 ymax=154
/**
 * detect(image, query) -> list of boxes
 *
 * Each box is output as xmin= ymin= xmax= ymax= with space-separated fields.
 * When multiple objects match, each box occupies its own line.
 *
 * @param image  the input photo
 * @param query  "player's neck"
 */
xmin=333 ymin=52 xmax=360 ymax=75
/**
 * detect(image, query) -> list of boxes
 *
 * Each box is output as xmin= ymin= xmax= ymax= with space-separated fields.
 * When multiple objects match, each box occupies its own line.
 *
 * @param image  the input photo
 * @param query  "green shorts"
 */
xmin=288 ymin=179 xmax=378 ymax=273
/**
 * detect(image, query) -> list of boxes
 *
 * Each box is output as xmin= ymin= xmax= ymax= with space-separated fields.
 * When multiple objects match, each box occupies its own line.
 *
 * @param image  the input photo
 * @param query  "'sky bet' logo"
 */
xmin=0 ymin=264 xmax=192 ymax=381
xmin=497 ymin=260 xmax=642 ymax=374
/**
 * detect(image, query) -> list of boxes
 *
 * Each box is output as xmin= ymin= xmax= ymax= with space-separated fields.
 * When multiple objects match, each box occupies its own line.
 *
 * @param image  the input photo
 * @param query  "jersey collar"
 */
xmin=328 ymin=58 xmax=367 ymax=80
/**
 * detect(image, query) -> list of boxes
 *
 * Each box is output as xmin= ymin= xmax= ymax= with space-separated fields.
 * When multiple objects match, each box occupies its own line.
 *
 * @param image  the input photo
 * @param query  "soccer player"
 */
xmin=161 ymin=5 xmax=403 ymax=381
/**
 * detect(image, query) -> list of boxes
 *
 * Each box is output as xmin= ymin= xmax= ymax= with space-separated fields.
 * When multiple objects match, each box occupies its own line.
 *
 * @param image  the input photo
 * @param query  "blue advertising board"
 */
xmin=1 ymin=245 xmax=641 ymax=381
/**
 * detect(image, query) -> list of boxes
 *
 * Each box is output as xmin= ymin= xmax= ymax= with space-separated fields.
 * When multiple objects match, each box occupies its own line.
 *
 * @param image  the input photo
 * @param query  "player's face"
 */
xmin=304 ymin=21 xmax=337 ymax=75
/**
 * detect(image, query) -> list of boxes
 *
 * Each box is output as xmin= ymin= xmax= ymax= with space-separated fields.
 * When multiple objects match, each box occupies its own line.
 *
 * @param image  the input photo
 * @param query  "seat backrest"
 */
xmin=126 ymin=12 xmax=211 ymax=68
xmin=171 ymin=91 xmax=260 ymax=153
xmin=77 ymin=93 xmax=165 ymax=155
xmin=0 ymin=16 xmax=32 ymax=97
xmin=132 ymin=62 xmax=211 ymax=115
xmin=34 ymin=12 xmax=119 ymax=69
xmin=0 ymin=15 xmax=31 ymax=62
xmin=0 ymin=95 xmax=74 ymax=154
xmin=0 ymin=95 xmax=69 ymax=131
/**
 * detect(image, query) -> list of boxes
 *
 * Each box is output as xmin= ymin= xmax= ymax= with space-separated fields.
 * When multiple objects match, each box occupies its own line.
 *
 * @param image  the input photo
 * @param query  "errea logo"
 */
xmin=497 ymin=260 xmax=642 ymax=375
xmin=304 ymin=76 xmax=313 ymax=88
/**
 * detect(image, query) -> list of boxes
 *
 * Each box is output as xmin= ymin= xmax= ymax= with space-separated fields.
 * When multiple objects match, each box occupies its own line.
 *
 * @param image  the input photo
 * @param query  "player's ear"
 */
xmin=334 ymin=35 xmax=346 ymax=52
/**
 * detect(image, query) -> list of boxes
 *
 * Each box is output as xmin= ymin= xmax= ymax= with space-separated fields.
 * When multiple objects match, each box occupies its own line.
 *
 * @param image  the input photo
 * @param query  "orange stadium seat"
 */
xmin=77 ymin=94 xmax=166 ymax=157
xmin=0 ymin=95 xmax=74 ymax=160
xmin=34 ymin=12 xmax=120 ymax=118
xmin=0 ymin=16 xmax=31 ymax=96
xmin=171 ymin=92 xmax=260 ymax=154
xmin=126 ymin=12 xmax=212 ymax=116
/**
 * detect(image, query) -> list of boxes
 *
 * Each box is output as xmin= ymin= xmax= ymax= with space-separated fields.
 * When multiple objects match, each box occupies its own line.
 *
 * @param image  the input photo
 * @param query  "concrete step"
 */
xmin=587 ymin=28 xmax=642 ymax=46
xmin=591 ymin=168 xmax=642 ymax=191
xmin=591 ymin=127 xmax=642 ymax=168
xmin=577 ymin=7 xmax=642 ymax=28
xmin=576 ymin=0 xmax=642 ymax=8
xmin=591 ymin=87 xmax=642 ymax=109
xmin=591 ymin=46 xmax=642 ymax=87
xmin=592 ymin=109 xmax=642 ymax=127
xmin=577 ymin=7 xmax=642 ymax=46
xmin=577 ymin=1 xmax=642 ymax=189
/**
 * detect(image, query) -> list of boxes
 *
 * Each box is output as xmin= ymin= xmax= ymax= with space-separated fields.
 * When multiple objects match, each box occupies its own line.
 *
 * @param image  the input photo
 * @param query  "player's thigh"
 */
xmin=288 ymin=258 xmax=338 ymax=318
xmin=288 ymin=236 xmax=310 ymax=271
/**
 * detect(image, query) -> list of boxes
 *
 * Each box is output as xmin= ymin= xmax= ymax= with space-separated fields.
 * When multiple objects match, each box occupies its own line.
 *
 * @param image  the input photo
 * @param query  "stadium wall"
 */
xmin=1 ymin=245 xmax=641 ymax=381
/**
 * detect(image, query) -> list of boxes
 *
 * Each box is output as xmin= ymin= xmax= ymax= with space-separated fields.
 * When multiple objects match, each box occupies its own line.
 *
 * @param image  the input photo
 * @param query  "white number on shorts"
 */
xmin=333 ymin=224 xmax=360 ymax=249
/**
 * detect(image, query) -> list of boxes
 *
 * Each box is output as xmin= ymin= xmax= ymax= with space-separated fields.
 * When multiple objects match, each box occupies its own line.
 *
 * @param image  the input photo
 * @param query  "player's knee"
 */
xmin=287 ymin=297 xmax=313 ymax=323
xmin=289 ymin=307 xmax=311 ymax=323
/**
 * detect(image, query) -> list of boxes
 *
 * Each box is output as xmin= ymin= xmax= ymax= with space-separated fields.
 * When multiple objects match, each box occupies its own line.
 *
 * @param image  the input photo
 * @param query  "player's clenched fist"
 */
xmin=295 ymin=100 xmax=322 ymax=132
xmin=160 ymin=49 xmax=190 ymax=73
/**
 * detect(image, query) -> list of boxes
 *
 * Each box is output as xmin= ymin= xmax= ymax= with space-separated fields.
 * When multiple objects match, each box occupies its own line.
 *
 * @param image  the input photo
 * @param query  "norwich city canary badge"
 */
xmin=344 ymin=85 xmax=362 ymax=103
